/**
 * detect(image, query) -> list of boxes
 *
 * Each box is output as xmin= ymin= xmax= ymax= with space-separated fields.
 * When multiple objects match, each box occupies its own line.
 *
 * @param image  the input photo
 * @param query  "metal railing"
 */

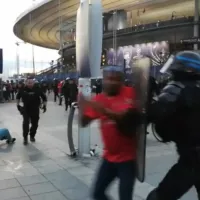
xmin=67 ymin=102 xmax=78 ymax=157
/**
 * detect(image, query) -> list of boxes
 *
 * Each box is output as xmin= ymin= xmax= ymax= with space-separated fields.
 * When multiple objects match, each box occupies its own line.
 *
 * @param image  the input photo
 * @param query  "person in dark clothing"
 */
xmin=79 ymin=66 xmax=140 ymax=200
xmin=3 ymin=84 xmax=8 ymax=101
xmin=16 ymin=81 xmax=24 ymax=92
xmin=6 ymin=81 xmax=11 ymax=101
xmin=16 ymin=78 xmax=47 ymax=145
xmin=68 ymin=79 xmax=78 ymax=107
xmin=62 ymin=78 xmax=70 ymax=111
xmin=146 ymin=51 xmax=200 ymax=200
xmin=10 ymin=80 xmax=15 ymax=100
xmin=95 ymin=79 xmax=102 ymax=95
xmin=53 ymin=79 xmax=59 ymax=102
xmin=41 ymin=81 xmax=48 ymax=94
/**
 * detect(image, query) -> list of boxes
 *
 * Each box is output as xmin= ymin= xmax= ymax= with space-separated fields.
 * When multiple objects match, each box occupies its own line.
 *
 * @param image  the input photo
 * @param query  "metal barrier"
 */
xmin=151 ymin=123 xmax=163 ymax=142
xmin=67 ymin=102 xmax=78 ymax=157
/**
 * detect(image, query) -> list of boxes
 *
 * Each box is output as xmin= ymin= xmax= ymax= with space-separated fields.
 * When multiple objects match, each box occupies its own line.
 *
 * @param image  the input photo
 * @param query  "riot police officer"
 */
xmin=16 ymin=78 xmax=47 ymax=145
xmin=62 ymin=78 xmax=70 ymax=111
xmin=146 ymin=51 xmax=200 ymax=200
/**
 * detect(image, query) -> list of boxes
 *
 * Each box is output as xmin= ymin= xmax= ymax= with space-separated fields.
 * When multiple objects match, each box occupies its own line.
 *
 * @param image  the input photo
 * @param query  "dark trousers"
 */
xmin=155 ymin=158 xmax=200 ymax=200
xmin=92 ymin=159 xmax=136 ymax=200
xmin=69 ymin=97 xmax=76 ymax=108
xmin=64 ymin=96 xmax=69 ymax=110
xmin=54 ymin=92 xmax=58 ymax=102
xmin=23 ymin=109 xmax=40 ymax=139
xmin=59 ymin=95 xmax=62 ymax=105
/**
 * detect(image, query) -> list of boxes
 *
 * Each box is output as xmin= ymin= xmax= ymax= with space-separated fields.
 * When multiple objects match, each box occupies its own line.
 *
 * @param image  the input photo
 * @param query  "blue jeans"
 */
xmin=0 ymin=128 xmax=12 ymax=141
xmin=92 ymin=159 xmax=136 ymax=200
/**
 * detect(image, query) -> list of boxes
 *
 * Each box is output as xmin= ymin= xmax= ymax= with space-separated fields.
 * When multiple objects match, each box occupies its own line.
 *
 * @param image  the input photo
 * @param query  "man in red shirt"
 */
xmin=58 ymin=80 xmax=64 ymax=105
xmin=79 ymin=66 xmax=140 ymax=200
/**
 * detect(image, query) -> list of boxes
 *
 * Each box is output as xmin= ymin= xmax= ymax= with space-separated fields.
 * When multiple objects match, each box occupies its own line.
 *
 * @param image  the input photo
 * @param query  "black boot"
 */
xmin=23 ymin=137 xmax=28 ymax=145
xmin=30 ymin=136 xmax=36 ymax=142
xmin=6 ymin=138 xmax=16 ymax=144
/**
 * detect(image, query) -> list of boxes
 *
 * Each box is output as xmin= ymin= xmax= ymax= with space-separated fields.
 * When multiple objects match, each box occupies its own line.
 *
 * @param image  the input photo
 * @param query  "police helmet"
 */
xmin=160 ymin=51 xmax=200 ymax=74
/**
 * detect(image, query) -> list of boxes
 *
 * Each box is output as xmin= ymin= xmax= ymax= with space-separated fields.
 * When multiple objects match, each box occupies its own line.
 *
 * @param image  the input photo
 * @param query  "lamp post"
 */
xmin=15 ymin=41 xmax=26 ymax=78
xmin=194 ymin=0 xmax=199 ymax=50
xmin=15 ymin=42 xmax=20 ymax=78
xmin=32 ymin=45 xmax=35 ymax=74
xmin=29 ymin=0 xmax=36 ymax=74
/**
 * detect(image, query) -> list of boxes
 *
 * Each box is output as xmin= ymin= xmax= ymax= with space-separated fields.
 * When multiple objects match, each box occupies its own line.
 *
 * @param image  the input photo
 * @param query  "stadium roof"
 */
xmin=13 ymin=0 xmax=194 ymax=50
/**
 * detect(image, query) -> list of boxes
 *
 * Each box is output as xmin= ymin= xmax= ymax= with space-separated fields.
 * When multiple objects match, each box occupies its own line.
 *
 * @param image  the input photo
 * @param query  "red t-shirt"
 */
xmin=57 ymin=82 xmax=63 ymax=94
xmin=84 ymin=86 xmax=137 ymax=163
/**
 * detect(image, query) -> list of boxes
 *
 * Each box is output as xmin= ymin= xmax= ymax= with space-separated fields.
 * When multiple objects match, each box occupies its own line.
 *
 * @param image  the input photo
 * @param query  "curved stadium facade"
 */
xmin=13 ymin=0 xmax=199 ymax=80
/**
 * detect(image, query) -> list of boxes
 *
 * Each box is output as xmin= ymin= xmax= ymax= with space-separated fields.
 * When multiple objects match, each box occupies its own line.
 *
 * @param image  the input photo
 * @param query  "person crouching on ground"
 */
xmin=78 ymin=66 xmax=141 ymax=200
xmin=0 ymin=128 xmax=16 ymax=144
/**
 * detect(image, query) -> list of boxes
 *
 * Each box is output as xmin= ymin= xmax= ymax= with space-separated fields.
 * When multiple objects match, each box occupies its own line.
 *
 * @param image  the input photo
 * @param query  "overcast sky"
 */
xmin=0 ymin=0 xmax=58 ymax=78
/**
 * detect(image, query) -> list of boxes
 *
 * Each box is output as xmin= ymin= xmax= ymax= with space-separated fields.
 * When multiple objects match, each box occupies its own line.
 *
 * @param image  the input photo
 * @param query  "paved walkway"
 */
xmin=0 ymin=101 xmax=197 ymax=199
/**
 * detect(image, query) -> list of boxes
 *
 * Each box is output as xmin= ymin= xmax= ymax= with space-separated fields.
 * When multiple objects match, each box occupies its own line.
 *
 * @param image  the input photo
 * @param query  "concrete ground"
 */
xmin=0 ymin=98 xmax=197 ymax=200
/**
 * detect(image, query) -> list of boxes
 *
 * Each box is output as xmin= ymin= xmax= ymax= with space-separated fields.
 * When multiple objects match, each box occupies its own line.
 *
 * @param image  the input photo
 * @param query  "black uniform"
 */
xmin=62 ymin=81 xmax=70 ymax=111
xmin=53 ymin=80 xmax=58 ymax=102
xmin=69 ymin=82 xmax=78 ymax=107
xmin=16 ymin=86 xmax=47 ymax=144
xmin=146 ymin=51 xmax=200 ymax=200
xmin=95 ymin=80 xmax=102 ymax=95
xmin=41 ymin=83 xmax=48 ymax=94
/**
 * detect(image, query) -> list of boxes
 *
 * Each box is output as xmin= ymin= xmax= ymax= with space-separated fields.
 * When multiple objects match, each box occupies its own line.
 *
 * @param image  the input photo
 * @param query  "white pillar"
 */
xmin=78 ymin=78 xmax=91 ymax=157
xmin=194 ymin=0 xmax=199 ymax=50
xmin=76 ymin=0 xmax=102 ymax=157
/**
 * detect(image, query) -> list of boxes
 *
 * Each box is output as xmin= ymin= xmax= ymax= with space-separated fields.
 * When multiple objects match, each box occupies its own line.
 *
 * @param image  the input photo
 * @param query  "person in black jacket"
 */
xmin=16 ymin=78 xmax=47 ymax=145
xmin=95 ymin=79 xmax=102 ymax=95
xmin=53 ymin=79 xmax=59 ymax=102
xmin=62 ymin=78 xmax=70 ymax=111
xmin=41 ymin=81 xmax=48 ymax=94
xmin=146 ymin=51 xmax=200 ymax=200
xmin=68 ymin=79 xmax=78 ymax=107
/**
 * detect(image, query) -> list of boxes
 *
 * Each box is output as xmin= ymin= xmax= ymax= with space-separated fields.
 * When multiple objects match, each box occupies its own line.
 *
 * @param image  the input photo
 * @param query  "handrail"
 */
xmin=67 ymin=102 xmax=78 ymax=157
xmin=37 ymin=64 xmax=59 ymax=75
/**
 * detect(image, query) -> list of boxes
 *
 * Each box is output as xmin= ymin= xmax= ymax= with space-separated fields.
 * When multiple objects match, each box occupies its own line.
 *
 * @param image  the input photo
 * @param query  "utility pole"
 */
xmin=194 ymin=0 xmax=200 ymax=50
xmin=30 ymin=0 xmax=36 ymax=74
xmin=15 ymin=42 xmax=20 ymax=78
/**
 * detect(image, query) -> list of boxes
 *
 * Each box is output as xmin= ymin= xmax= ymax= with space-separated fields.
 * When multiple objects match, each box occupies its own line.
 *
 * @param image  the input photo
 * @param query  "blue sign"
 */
xmin=0 ymin=49 xmax=2 ymax=74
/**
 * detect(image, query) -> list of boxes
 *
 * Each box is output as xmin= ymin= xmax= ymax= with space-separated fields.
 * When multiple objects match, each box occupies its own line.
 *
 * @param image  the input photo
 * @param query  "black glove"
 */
xmin=17 ymin=105 xmax=24 ymax=115
xmin=42 ymin=105 xmax=47 ymax=113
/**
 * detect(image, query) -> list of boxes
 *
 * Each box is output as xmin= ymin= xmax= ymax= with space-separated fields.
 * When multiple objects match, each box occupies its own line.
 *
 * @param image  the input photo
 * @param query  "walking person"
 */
xmin=16 ymin=78 xmax=47 ymax=145
xmin=146 ymin=51 xmax=200 ymax=200
xmin=69 ymin=79 xmax=78 ymax=107
xmin=62 ymin=78 xmax=70 ymax=111
xmin=53 ymin=79 xmax=59 ymax=102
